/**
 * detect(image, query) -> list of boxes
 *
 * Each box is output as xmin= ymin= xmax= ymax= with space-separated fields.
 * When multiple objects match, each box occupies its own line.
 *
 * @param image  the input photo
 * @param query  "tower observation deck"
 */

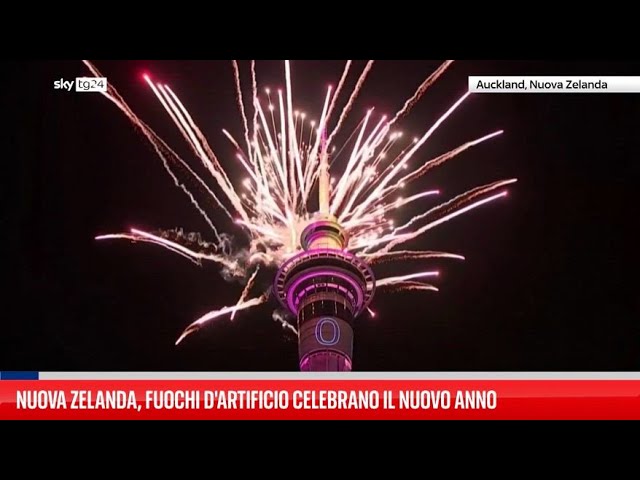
xmin=274 ymin=220 xmax=376 ymax=371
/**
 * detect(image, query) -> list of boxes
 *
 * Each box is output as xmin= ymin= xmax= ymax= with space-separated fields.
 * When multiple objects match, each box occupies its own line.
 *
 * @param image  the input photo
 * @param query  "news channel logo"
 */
xmin=53 ymin=77 xmax=107 ymax=93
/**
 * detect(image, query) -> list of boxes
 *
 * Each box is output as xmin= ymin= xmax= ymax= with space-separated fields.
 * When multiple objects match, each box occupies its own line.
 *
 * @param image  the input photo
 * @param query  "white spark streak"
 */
xmin=375 ymin=271 xmax=439 ymax=288
xmin=231 ymin=266 xmax=260 ymax=320
xmin=175 ymin=295 xmax=268 ymax=345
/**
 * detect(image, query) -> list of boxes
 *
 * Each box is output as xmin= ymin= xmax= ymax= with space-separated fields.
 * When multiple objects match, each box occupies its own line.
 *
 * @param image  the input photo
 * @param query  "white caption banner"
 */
xmin=469 ymin=76 xmax=640 ymax=93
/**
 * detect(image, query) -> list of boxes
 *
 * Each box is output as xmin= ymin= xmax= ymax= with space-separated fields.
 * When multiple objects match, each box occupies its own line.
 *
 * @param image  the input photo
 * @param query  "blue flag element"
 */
xmin=0 ymin=371 xmax=39 ymax=380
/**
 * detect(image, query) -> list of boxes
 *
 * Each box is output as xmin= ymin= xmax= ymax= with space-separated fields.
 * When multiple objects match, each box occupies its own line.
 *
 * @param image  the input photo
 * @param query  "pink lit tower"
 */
xmin=274 ymin=131 xmax=376 ymax=372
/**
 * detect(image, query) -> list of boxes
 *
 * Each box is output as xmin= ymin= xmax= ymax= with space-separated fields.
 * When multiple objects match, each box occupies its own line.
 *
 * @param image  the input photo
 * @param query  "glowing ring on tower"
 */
xmin=286 ymin=269 xmax=363 ymax=313
xmin=274 ymin=248 xmax=375 ymax=316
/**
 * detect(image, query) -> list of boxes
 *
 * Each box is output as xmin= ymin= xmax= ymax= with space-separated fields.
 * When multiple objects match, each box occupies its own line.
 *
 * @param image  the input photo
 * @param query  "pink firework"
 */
xmin=86 ymin=60 xmax=516 ymax=343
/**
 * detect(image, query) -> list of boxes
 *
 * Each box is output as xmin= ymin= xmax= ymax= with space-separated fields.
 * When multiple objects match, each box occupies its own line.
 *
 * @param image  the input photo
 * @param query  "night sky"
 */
xmin=5 ymin=60 xmax=638 ymax=372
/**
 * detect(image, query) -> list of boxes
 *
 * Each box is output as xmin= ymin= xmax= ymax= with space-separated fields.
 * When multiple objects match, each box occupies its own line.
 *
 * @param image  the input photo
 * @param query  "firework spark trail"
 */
xmin=251 ymin=61 xmax=258 ymax=138
xmin=255 ymin=98 xmax=291 ymax=206
xmin=377 ymin=189 xmax=440 ymax=216
xmin=398 ymin=130 xmax=504 ymax=187
xmin=328 ymin=113 xmax=371 ymax=167
xmin=352 ymin=182 xmax=512 ymax=253
xmin=272 ymin=310 xmax=298 ymax=335
xmin=342 ymin=91 xmax=473 ymax=225
xmin=274 ymin=90 xmax=296 ymax=200
xmin=164 ymin=85 xmax=237 ymax=191
xmin=329 ymin=59 xmax=453 ymax=185
xmin=326 ymin=60 xmax=375 ymax=147
xmin=365 ymin=250 xmax=465 ymax=264
xmin=380 ymin=190 xmax=512 ymax=254
xmin=222 ymin=128 xmax=274 ymax=218
xmin=340 ymin=98 xmax=464 ymax=226
xmin=151 ymin=81 xmax=247 ymax=224
xmin=220 ymin=131 xmax=261 ymax=196
xmin=231 ymin=266 xmax=260 ymax=320
xmin=155 ymin=83 xmax=240 ymax=220
xmin=144 ymin=79 xmax=197 ymax=158
xmin=175 ymin=294 xmax=269 ymax=345
xmin=388 ymin=60 xmax=455 ymax=127
xmin=83 ymin=60 xmax=103 ymax=82
xmin=324 ymin=59 xmax=455 ymax=205
xmin=149 ymin=81 xmax=210 ymax=161
xmin=151 ymin=82 xmax=250 ymax=223
xmin=232 ymin=60 xmax=253 ymax=162
xmin=86 ymin=59 xmax=515 ymax=342
xmin=250 ymin=62 xmax=262 ymax=208
xmin=374 ymin=270 xmax=439 ymax=288
xmin=221 ymin=129 xmax=244 ymax=152
xmin=278 ymin=90 xmax=292 ymax=206
xmin=285 ymin=60 xmax=306 ymax=204
xmin=330 ymin=114 xmax=390 ymax=217
xmin=95 ymin=233 xmax=200 ymax=265
xmin=329 ymin=108 xmax=375 ymax=215
xmin=339 ymin=188 xmax=440 ymax=233
xmin=324 ymin=60 xmax=353 ymax=128
xmin=252 ymin=107 xmax=280 ymax=195
xmin=379 ymin=282 xmax=440 ymax=293
xmin=391 ymin=178 xmax=517 ymax=236
xmin=95 ymin=228 xmax=241 ymax=273
xmin=82 ymin=62 xmax=230 ymax=242
xmin=247 ymin=130 xmax=275 ymax=207
xmin=108 ymin=232 xmax=235 ymax=275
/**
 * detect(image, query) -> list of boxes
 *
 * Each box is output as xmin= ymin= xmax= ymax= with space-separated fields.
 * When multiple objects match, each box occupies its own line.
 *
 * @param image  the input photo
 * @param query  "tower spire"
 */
xmin=318 ymin=127 xmax=330 ymax=217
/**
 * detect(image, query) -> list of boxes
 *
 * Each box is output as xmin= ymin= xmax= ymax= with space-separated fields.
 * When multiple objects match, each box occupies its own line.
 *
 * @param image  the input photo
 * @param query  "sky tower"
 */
xmin=274 ymin=130 xmax=376 ymax=372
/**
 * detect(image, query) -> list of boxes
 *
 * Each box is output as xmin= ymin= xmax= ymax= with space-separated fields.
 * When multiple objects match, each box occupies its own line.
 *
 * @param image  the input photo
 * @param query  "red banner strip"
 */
xmin=1 ymin=380 xmax=639 ymax=420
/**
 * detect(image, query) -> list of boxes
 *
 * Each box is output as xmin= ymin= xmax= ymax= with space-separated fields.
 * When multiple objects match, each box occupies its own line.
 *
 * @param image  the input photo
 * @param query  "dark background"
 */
xmin=4 ymin=60 xmax=637 ymax=371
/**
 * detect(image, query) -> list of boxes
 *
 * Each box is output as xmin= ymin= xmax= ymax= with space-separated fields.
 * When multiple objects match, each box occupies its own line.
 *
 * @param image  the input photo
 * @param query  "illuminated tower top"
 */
xmin=300 ymin=219 xmax=347 ymax=251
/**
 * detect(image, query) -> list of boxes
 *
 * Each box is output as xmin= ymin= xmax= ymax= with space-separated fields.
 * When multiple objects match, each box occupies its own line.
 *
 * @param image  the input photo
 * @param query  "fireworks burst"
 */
xmin=87 ymin=60 xmax=516 ymax=344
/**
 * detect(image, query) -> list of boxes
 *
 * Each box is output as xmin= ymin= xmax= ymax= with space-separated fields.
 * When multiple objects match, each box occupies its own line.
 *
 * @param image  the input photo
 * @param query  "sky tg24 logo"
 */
xmin=54 ymin=77 xmax=107 ymax=92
